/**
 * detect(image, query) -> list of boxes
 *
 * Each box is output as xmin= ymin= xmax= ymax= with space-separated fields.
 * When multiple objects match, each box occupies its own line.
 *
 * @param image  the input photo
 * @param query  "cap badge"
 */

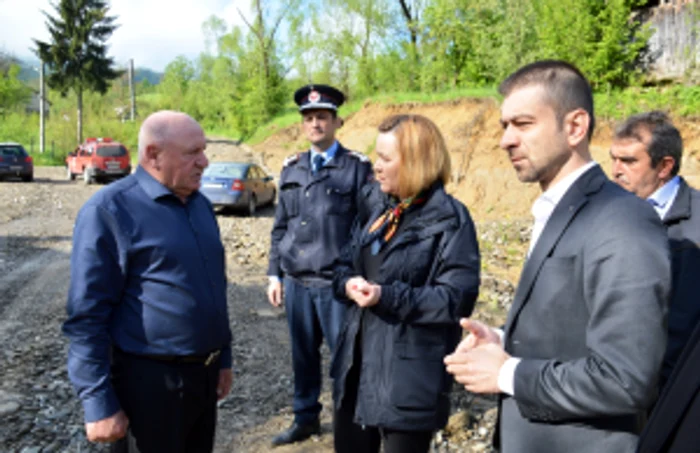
xmin=308 ymin=90 xmax=321 ymax=103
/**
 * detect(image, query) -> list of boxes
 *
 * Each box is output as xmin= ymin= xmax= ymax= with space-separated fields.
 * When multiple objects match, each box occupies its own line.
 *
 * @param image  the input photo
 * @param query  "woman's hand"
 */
xmin=346 ymin=276 xmax=381 ymax=307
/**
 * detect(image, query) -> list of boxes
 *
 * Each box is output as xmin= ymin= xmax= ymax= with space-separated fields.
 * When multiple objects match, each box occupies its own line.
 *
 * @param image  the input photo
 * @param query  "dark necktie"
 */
xmin=313 ymin=154 xmax=324 ymax=174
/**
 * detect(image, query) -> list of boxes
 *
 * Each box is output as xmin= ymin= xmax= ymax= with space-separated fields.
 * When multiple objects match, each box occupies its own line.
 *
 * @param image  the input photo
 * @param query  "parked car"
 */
xmin=0 ymin=143 xmax=33 ymax=182
xmin=200 ymin=162 xmax=276 ymax=215
xmin=65 ymin=137 xmax=131 ymax=184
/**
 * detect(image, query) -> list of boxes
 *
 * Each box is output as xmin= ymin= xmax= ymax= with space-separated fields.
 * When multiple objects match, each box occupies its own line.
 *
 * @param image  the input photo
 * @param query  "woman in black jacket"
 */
xmin=331 ymin=114 xmax=481 ymax=453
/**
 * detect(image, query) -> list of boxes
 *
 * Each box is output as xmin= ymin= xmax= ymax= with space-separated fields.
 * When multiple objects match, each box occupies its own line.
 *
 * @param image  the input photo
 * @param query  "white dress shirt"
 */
xmin=498 ymin=161 xmax=599 ymax=396
xmin=647 ymin=175 xmax=681 ymax=220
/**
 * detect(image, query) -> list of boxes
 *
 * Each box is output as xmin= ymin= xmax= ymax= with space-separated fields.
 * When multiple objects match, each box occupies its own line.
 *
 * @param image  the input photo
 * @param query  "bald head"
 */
xmin=138 ymin=110 xmax=202 ymax=162
xmin=137 ymin=110 xmax=208 ymax=201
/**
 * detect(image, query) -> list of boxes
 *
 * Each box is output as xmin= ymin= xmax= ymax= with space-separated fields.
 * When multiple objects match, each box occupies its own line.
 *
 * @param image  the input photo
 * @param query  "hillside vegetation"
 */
xmin=4 ymin=0 xmax=700 ymax=162
xmin=251 ymin=97 xmax=700 ymax=222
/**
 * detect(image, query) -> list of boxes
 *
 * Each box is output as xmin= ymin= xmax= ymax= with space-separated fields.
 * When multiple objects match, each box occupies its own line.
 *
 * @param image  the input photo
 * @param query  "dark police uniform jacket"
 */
xmin=268 ymin=144 xmax=373 ymax=282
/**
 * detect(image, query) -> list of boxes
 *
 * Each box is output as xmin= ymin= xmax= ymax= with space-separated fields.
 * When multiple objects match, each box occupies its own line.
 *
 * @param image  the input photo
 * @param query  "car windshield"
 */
xmin=203 ymin=163 xmax=247 ymax=179
xmin=96 ymin=145 xmax=127 ymax=157
xmin=0 ymin=146 xmax=27 ymax=157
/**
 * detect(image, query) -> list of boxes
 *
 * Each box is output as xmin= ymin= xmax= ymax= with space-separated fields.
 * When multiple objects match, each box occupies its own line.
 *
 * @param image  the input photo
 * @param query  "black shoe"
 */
xmin=271 ymin=420 xmax=321 ymax=446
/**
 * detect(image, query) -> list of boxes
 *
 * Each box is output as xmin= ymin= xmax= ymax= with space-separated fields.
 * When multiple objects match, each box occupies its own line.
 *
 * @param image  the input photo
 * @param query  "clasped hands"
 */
xmin=345 ymin=276 xmax=381 ymax=307
xmin=444 ymin=319 xmax=512 ymax=394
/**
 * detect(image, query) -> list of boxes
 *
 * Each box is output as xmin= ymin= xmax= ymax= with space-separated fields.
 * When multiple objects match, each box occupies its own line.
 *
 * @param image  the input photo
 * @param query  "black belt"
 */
xmin=115 ymin=348 xmax=221 ymax=367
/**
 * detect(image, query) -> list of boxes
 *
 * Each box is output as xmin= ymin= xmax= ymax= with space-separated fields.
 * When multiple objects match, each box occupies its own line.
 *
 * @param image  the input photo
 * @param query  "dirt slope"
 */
xmin=254 ymin=99 xmax=700 ymax=221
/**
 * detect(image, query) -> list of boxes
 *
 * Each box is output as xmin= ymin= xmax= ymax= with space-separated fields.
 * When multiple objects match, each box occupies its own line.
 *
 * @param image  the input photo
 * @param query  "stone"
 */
xmin=0 ymin=400 xmax=21 ymax=416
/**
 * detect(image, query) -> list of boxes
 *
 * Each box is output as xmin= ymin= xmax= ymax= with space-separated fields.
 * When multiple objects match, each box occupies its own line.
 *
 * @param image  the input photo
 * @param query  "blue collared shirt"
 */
xmin=648 ymin=175 xmax=681 ymax=220
xmin=63 ymin=166 xmax=232 ymax=422
xmin=310 ymin=140 xmax=339 ymax=167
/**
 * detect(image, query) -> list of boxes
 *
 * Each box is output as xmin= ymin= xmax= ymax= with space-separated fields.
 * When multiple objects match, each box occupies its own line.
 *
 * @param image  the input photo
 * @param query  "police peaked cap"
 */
xmin=294 ymin=84 xmax=346 ymax=112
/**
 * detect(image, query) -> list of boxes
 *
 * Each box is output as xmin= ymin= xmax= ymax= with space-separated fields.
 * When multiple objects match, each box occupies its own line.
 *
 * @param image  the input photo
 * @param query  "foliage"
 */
xmin=0 ymin=64 xmax=32 ymax=112
xmin=595 ymin=84 xmax=700 ymax=121
xmin=34 ymin=0 xmax=122 ymax=144
xmin=6 ymin=0 xmax=700 ymax=154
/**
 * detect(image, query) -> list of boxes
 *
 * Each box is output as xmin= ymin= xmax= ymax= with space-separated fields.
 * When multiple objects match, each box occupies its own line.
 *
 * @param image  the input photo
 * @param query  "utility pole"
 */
xmin=39 ymin=62 xmax=45 ymax=154
xmin=128 ymin=59 xmax=136 ymax=121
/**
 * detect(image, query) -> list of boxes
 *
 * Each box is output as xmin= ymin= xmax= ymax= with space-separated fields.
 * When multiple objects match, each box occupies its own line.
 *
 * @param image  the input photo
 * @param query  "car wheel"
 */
xmin=22 ymin=173 xmax=33 ymax=182
xmin=247 ymin=194 xmax=257 ymax=216
xmin=83 ymin=168 xmax=93 ymax=185
xmin=66 ymin=167 xmax=75 ymax=181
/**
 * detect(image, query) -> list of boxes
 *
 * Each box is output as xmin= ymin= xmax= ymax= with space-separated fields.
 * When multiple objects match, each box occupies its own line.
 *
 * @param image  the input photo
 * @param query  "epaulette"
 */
xmin=347 ymin=150 xmax=370 ymax=163
xmin=283 ymin=153 xmax=301 ymax=167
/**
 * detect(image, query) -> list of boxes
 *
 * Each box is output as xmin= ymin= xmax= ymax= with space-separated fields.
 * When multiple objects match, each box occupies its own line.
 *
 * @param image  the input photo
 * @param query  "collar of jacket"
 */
xmin=664 ymin=177 xmax=693 ymax=224
xmin=365 ymin=181 xmax=459 ymax=253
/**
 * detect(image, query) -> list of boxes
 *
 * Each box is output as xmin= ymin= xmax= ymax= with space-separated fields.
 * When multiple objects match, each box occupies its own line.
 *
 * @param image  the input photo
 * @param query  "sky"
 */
xmin=0 ymin=0 xmax=248 ymax=72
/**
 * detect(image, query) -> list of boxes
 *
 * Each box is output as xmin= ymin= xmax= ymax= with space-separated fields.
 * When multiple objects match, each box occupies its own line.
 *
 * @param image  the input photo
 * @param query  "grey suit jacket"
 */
xmin=498 ymin=165 xmax=671 ymax=453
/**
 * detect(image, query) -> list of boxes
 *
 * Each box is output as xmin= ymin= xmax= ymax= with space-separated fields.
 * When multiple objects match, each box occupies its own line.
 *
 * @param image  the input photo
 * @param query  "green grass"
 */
xmin=29 ymin=150 xmax=67 ymax=166
xmin=595 ymin=85 xmax=700 ymax=120
xmin=352 ymin=86 xmax=497 ymax=105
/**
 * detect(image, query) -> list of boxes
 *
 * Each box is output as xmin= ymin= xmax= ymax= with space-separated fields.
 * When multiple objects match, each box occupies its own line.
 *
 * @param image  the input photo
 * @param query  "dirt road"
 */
xmin=0 ymin=164 xmax=517 ymax=452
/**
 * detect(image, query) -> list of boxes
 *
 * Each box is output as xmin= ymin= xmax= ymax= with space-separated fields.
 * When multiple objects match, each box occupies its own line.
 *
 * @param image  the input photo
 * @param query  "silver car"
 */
xmin=200 ymin=162 xmax=276 ymax=215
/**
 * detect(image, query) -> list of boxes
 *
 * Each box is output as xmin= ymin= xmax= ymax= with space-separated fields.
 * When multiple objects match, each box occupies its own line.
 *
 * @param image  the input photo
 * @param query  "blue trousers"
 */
xmin=284 ymin=277 xmax=346 ymax=424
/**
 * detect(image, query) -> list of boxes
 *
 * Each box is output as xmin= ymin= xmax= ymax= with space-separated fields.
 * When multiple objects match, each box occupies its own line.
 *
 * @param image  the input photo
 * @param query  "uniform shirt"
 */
xmin=63 ymin=166 xmax=232 ymax=423
xmin=648 ymin=175 xmax=681 ymax=220
xmin=310 ymin=140 xmax=339 ymax=168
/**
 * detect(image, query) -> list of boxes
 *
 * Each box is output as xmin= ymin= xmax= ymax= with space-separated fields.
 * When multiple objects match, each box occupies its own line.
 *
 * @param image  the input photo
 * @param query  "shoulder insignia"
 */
xmin=347 ymin=150 xmax=370 ymax=163
xmin=283 ymin=153 xmax=302 ymax=167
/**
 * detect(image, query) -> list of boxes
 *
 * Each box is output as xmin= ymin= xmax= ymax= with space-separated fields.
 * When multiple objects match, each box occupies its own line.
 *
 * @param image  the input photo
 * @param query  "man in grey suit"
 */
xmin=444 ymin=60 xmax=671 ymax=453
xmin=610 ymin=111 xmax=700 ymax=390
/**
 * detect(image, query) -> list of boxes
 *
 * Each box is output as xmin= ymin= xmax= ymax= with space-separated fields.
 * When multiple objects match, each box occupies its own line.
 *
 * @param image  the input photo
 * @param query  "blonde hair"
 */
xmin=377 ymin=114 xmax=451 ymax=199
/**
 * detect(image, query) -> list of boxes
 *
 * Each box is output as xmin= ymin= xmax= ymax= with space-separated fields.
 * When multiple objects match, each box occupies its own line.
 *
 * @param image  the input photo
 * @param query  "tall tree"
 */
xmin=34 ymin=0 xmax=121 ymax=144
xmin=229 ymin=0 xmax=296 ymax=138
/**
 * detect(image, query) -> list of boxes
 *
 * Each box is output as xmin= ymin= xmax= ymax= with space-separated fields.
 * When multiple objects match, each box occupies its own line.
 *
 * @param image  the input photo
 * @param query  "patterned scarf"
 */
xmin=367 ymin=192 xmax=427 ymax=255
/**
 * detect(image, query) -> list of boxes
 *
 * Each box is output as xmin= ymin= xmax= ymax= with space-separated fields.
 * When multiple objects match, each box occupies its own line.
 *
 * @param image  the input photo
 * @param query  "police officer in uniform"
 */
xmin=267 ymin=84 xmax=373 ymax=446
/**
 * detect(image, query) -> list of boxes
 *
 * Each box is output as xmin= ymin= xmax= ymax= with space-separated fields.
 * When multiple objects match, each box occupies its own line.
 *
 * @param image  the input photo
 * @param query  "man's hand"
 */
xmin=346 ymin=276 xmax=380 ymax=308
xmin=444 ymin=343 xmax=511 ymax=394
xmin=217 ymin=368 xmax=233 ymax=400
xmin=455 ymin=318 xmax=501 ymax=352
xmin=85 ymin=410 xmax=129 ymax=443
xmin=267 ymin=280 xmax=283 ymax=307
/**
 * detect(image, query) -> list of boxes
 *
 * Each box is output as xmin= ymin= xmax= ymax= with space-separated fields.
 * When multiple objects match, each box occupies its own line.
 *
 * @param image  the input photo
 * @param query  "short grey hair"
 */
xmin=614 ymin=111 xmax=683 ymax=176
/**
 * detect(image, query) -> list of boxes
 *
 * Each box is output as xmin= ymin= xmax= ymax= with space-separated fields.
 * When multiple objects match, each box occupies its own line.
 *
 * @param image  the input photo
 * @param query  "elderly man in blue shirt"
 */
xmin=63 ymin=110 xmax=233 ymax=452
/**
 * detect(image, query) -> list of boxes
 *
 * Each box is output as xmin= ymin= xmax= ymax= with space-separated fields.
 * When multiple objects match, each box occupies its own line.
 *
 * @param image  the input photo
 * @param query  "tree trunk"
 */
xmin=398 ymin=0 xmax=420 ymax=89
xmin=76 ymin=89 xmax=83 ymax=145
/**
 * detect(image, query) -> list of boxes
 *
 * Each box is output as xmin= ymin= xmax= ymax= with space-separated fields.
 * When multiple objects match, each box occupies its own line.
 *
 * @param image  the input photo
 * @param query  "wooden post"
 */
xmin=39 ymin=62 xmax=46 ymax=154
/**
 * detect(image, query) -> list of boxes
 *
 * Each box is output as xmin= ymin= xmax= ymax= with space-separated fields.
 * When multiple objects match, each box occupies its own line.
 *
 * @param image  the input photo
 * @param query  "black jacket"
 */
xmin=331 ymin=182 xmax=480 ymax=431
xmin=660 ymin=177 xmax=700 ymax=387
xmin=638 ymin=320 xmax=700 ymax=453
xmin=268 ymin=144 xmax=373 ymax=281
